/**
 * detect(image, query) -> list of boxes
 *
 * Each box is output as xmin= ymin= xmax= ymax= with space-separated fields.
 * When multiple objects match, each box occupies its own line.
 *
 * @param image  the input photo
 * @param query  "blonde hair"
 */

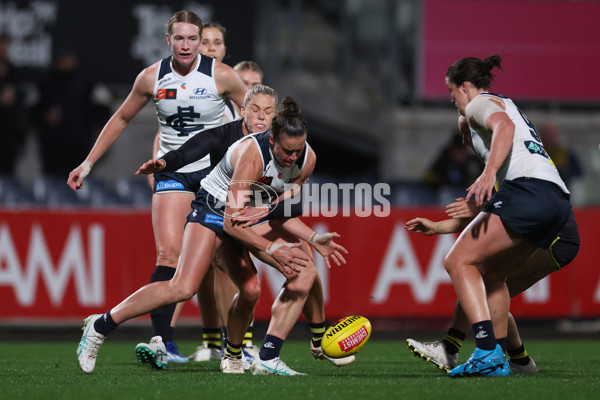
xmin=167 ymin=11 xmax=203 ymax=35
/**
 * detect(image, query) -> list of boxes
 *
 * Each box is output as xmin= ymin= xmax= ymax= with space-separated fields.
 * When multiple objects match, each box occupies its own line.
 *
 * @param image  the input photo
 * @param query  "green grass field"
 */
xmin=1 ymin=339 xmax=598 ymax=400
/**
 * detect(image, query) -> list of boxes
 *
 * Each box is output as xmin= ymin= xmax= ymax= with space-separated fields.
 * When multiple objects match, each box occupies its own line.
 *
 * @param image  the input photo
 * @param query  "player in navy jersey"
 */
xmin=75 ymin=96 xmax=347 ymax=375
xmin=436 ymin=55 xmax=574 ymax=378
xmin=69 ymin=10 xmax=247 ymax=368
xmin=141 ymin=85 xmax=355 ymax=372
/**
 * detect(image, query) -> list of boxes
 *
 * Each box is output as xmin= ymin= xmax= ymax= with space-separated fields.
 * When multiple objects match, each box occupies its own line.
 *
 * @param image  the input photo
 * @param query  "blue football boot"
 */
xmin=448 ymin=344 xmax=510 ymax=378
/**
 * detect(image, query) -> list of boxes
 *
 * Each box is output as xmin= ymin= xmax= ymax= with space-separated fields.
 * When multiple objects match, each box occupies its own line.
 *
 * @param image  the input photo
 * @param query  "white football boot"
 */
xmin=310 ymin=342 xmax=355 ymax=367
xmin=406 ymin=339 xmax=458 ymax=372
xmin=135 ymin=336 xmax=168 ymax=370
xmin=250 ymin=356 xmax=306 ymax=376
xmin=509 ymin=357 xmax=538 ymax=374
xmin=220 ymin=354 xmax=245 ymax=374
xmin=76 ymin=314 xmax=105 ymax=374
xmin=189 ymin=344 xmax=222 ymax=362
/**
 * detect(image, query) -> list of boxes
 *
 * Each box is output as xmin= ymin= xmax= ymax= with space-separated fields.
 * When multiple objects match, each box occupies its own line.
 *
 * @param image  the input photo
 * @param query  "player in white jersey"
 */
xmin=75 ymin=96 xmax=345 ymax=375
xmin=439 ymin=55 xmax=573 ymax=378
xmin=68 ymin=10 xmax=247 ymax=366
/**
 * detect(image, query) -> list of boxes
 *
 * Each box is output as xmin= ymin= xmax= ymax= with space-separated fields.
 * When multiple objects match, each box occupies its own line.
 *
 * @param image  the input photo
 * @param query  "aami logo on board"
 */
xmin=0 ymin=224 xmax=105 ymax=307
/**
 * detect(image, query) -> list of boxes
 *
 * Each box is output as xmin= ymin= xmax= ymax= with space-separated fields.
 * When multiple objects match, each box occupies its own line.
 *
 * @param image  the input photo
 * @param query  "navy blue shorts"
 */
xmin=153 ymin=169 xmax=209 ymax=194
xmin=187 ymin=188 xmax=226 ymax=236
xmin=549 ymin=209 xmax=580 ymax=269
xmin=483 ymin=177 xmax=571 ymax=249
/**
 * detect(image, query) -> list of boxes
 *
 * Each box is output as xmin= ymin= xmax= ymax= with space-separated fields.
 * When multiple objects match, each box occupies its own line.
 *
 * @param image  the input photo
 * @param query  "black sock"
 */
xmin=472 ymin=320 xmax=496 ymax=350
xmin=442 ymin=328 xmax=466 ymax=355
xmin=149 ymin=266 xmax=176 ymax=342
xmin=496 ymin=337 xmax=507 ymax=353
xmin=259 ymin=334 xmax=284 ymax=361
xmin=203 ymin=327 xmax=222 ymax=349
xmin=93 ymin=311 xmax=118 ymax=336
xmin=309 ymin=322 xmax=326 ymax=348
xmin=507 ymin=344 xmax=531 ymax=365
xmin=224 ymin=340 xmax=242 ymax=359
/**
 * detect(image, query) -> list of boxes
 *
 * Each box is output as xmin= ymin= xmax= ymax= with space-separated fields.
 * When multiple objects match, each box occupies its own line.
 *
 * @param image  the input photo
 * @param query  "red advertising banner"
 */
xmin=420 ymin=0 xmax=600 ymax=102
xmin=0 ymin=208 xmax=598 ymax=322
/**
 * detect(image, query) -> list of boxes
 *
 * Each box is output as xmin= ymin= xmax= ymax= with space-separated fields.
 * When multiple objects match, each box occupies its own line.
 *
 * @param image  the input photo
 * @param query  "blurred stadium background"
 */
xmin=1 ymin=0 xmax=599 ymax=338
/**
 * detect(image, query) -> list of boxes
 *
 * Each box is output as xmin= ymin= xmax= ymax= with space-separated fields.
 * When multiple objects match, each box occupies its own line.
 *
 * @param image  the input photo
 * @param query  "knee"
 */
xmin=157 ymin=245 xmax=181 ymax=266
xmin=238 ymin=275 xmax=261 ymax=305
xmin=443 ymin=253 xmax=460 ymax=276
xmin=286 ymin=263 xmax=317 ymax=296
xmin=168 ymin=281 xmax=198 ymax=302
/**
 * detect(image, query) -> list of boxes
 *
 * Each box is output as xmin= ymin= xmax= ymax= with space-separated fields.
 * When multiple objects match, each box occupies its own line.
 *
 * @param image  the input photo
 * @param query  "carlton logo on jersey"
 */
xmin=156 ymin=88 xmax=177 ymax=100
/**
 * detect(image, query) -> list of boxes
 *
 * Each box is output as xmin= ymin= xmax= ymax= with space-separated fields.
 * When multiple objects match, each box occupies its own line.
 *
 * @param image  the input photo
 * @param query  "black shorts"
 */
xmin=187 ymin=188 xmax=226 ymax=235
xmin=483 ymin=177 xmax=571 ymax=249
xmin=549 ymin=209 xmax=580 ymax=269
xmin=153 ymin=169 xmax=209 ymax=194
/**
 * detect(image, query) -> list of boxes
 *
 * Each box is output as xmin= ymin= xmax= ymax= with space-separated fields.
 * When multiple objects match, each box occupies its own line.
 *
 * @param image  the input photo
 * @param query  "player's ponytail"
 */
xmin=272 ymin=96 xmax=307 ymax=140
xmin=446 ymin=54 xmax=503 ymax=90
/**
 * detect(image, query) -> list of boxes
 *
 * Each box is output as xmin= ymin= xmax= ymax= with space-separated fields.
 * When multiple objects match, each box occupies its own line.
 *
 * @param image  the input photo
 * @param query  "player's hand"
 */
xmin=67 ymin=161 xmax=92 ymax=191
xmin=466 ymin=171 xmax=496 ymax=206
xmin=231 ymin=206 xmax=269 ymax=227
xmin=446 ymin=197 xmax=482 ymax=219
xmin=135 ymin=159 xmax=166 ymax=175
xmin=405 ymin=217 xmax=438 ymax=236
xmin=268 ymin=242 xmax=310 ymax=275
xmin=310 ymin=232 xmax=348 ymax=268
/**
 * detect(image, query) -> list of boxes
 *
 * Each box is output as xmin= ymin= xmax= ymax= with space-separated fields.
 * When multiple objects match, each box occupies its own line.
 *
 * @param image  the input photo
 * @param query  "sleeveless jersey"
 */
xmin=154 ymin=55 xmax=225 ymax=173
xmin=465 ymin=93 xmax=569 ymax=194
xmin=201 ymin=130 xmax=308 ymax=202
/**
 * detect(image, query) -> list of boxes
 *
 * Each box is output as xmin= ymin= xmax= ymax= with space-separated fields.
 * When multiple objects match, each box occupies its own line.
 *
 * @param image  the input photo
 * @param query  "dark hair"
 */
xmin=446 ymin=54 xmax=503 ymax=90
xmin=167 ymin=10 xmax=203 ymax=35
xmin=271 ymin=97 xmax=307 ymax=140
xmin=202 ymin=21 xmax=227 ymax=43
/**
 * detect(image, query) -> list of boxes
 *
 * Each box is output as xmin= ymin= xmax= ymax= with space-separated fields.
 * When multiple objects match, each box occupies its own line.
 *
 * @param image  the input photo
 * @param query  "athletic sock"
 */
xmin=93 ymin=310 xmax=118 ymax=336
xmin=149 ymin=265 xmax=176 ymax=342
xmin=496 ymin=337 xmax=507 ymax=353
xmin=507 ymin=344 xmax=531 ymax=366
xmin=472 ymin=320 xmax=496 ymax=350
xmin=442 ymin=328 xmax=466 ymax=355
xmin=243 ymin=324 xmax=254 ymax=348
xmin=259 ymin=334 xmax=284 ymax=361
xmin=309 ymin=322 xmax=326 ymax=348
xmin=203 ymin=327 xmax=222 ymax=349
xmin=224 ymin=341 xmax=242 ymax=359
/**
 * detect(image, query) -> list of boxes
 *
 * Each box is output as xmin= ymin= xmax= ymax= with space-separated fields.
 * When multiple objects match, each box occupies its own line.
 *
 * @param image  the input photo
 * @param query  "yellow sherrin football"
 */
xmin=322 ymin=315 xmax=372 ymax=358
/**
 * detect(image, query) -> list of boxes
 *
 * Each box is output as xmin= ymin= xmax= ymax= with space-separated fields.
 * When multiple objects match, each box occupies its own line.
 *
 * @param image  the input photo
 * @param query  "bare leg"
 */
xmin=219 ymin=239 xmax=261 ymax=345
xmin=111 ymin=223 xmax=218 ymax=324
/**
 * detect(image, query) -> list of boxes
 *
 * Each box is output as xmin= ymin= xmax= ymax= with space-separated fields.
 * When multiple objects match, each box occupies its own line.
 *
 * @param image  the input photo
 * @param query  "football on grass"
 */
xmin=322 ymin=315 xmax=371 ymax=358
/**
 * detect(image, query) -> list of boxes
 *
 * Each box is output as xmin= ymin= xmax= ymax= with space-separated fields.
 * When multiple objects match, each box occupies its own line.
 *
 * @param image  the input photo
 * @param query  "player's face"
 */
xmin=238 ymin=70 xmax=262 ymax=90
xmin=167 ymin=22 xmax=201 ymax=68
xmin=445 ymin=77 xmax=469 ymax=116
xmin=270 ymin=133 xmax=306 ymax=168
xmin=200 ymin=27 xmax=226 ymax=62
xmin=241 ymin=94 xmax=276 ymax=133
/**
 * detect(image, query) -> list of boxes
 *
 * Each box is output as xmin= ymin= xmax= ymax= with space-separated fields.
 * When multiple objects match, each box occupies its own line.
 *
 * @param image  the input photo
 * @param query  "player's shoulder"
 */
xmin=466 ymin=93 xmax=506 ymax=119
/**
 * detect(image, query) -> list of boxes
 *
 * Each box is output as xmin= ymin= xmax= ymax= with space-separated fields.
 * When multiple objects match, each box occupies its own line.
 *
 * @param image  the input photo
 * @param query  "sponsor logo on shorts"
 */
xmin=204 ymin=214 xmax=224 ymax=226
xmin=493 ymin=201 xmax=503 ymax=208
xmin=156 ymin=180 xmax=184 ymax=191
